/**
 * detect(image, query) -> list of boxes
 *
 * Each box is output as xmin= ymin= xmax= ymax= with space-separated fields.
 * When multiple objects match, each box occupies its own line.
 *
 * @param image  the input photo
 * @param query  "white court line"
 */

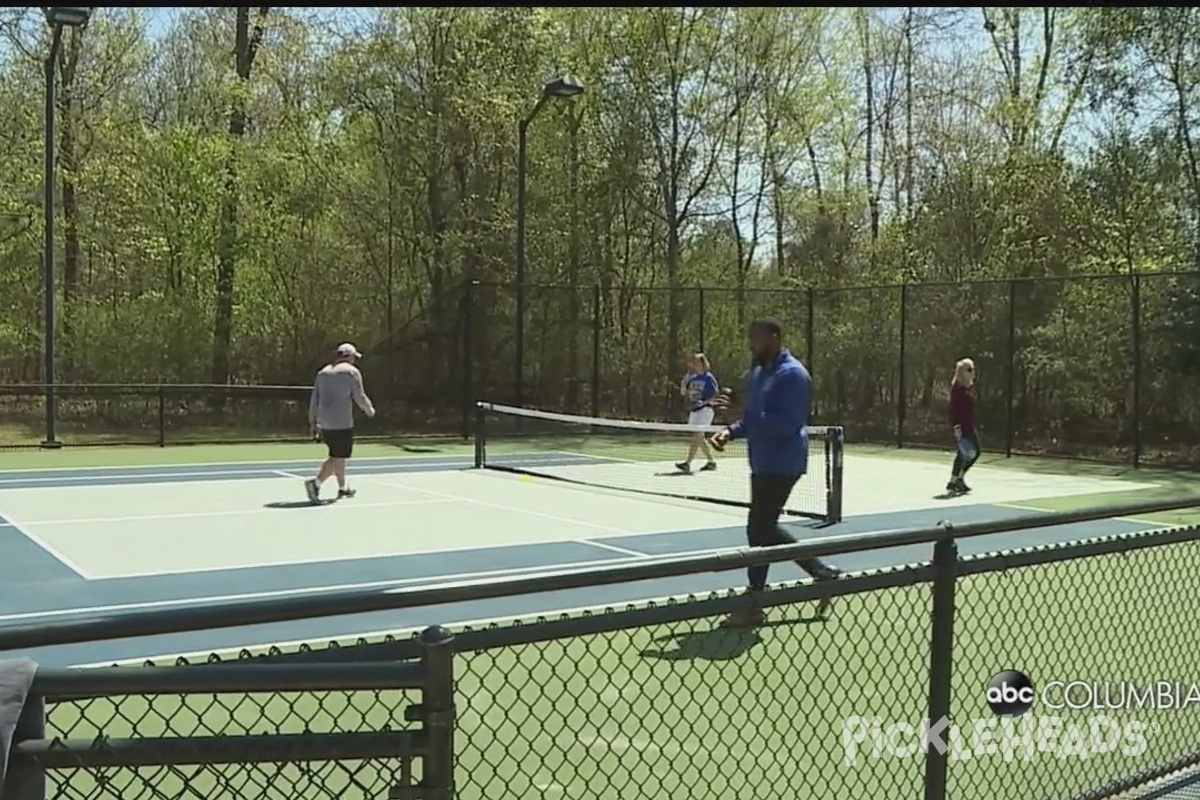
xmin=580 ymin=540 xmax=651 ymax=558
xmin=273 ymin=470 xmax=305 ymax=480
xmin=363 ymin=476 xmax=638 ymax=537
xmin=0 ymin=453 xmax=590 ymax=489
xmin=8 ymin=498 xmax=454 ymax=528
xmin=0 ymin=461 xmax=471 ymax=488
xmin=2 ymin=546 xmax=740 ymax=627
xmin=0 ymin=454 xmax=453 ymax=475
xmin=0 ymin=507 xmax=91 ymax=578
xmin=996 ymin=502 xmax=1172 ymax=529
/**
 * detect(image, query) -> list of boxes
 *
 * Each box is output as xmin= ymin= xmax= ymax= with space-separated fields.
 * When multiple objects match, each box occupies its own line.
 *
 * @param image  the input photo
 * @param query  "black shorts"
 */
xmin=321 ymin=428 xmax=354 ymax=459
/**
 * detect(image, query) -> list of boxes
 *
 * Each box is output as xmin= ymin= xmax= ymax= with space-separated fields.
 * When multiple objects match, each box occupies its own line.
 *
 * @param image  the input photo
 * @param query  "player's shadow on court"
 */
xmin=263 ymin=499 xmax=336 ymax=509
xmin=933 ymin=490 xmax=968 ymax=501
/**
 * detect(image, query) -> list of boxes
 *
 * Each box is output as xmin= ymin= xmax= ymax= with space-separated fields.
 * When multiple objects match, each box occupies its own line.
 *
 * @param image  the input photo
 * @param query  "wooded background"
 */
xmin=2 ymin=7 xmax=1199 ymax=461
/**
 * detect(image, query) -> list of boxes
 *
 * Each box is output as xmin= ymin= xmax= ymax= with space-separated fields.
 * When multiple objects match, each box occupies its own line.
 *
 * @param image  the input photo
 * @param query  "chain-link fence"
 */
xmin=9 ymin=503 xmax=1200 ymax=799
xmin=466 ymin=272 xmax=1200 ymax=466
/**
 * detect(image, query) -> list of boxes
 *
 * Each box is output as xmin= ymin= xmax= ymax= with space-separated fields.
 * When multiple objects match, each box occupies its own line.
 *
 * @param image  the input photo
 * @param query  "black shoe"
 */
xmin=957 ymin=480 xmax=971 ymax=493
xmin=699 ymin=461 xmax=717 ymax=472
xmin=675 ymin=462 xmax=691 ymax=473
xmin=946 ymin=479 xmax=958 ymax=492
xmin=304 ymin=479 xmax=320 ymax=504
xmin=338 ymin=487 xmax=356 ymax=499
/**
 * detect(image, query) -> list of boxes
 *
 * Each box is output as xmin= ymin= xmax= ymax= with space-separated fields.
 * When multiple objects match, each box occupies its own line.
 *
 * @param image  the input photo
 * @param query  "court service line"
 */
xmin=0 ymin=511 xmax=91 ymax=579
xmin=15 ymin=498 xmax=455 ymax=528
xmin=273 ymin=470 xmax=305 ymax=480
xmin=0 ymin=547 xmax=736 ymax=625
xmin=363 ymin=476 xmax=639 ymax=537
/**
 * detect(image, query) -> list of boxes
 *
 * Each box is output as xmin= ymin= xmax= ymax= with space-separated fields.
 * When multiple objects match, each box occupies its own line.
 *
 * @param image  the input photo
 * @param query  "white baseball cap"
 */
xmin=335 ymin=342 xmax=362 ymax=358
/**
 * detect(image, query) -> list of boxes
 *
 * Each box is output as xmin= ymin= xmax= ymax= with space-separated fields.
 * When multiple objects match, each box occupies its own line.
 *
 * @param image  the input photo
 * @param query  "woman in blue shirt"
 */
xmin=676 ymin=353 xmax=719 ymax=473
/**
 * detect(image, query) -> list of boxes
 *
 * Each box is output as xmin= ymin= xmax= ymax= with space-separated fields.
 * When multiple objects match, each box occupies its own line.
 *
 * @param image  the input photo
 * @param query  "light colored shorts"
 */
xmin=687 ymin=407 xmax=715 ymax=427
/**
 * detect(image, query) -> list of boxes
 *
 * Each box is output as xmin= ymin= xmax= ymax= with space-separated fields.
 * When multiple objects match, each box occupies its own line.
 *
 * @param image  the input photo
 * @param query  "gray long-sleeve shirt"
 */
xmin=309 ymin=362 xmax=375 ymax=430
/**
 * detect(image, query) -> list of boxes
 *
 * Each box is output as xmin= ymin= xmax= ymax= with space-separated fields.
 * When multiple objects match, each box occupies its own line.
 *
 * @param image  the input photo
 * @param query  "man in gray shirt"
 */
xmin=305 ymin=343 xmax=376 ymax=503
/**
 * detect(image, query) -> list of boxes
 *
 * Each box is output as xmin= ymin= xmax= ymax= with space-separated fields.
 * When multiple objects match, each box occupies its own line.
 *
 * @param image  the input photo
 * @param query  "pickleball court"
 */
xmin=0 ymin=411 xmax=1170 ymax=669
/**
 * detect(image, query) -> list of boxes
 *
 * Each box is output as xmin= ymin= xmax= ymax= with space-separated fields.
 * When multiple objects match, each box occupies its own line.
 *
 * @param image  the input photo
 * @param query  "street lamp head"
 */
xmin=43 ymin=7 xmax=92 ymax=27
xmin=542 ymin=75 xmax=584 ymax=99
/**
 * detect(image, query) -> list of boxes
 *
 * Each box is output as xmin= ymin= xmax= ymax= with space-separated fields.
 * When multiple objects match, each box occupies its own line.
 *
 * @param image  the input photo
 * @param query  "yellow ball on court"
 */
xmin=520 ymin=474 xmax=534 ymax=482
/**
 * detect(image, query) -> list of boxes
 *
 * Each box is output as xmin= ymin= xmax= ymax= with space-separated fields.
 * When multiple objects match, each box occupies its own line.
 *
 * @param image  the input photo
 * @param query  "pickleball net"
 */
xmin=473 ymin=402 xmax=844 ymax=524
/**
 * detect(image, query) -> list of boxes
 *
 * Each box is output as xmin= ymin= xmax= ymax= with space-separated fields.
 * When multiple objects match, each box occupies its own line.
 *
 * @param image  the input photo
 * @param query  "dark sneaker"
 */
xmin=304 ymin=479 xmax=320 ymax=504
xmin=675 ymin=462 xmax=691 ymax=473
xmin=721 ymin=606 xmax=765 ymax=628
xmin=699 ymin=461 xmax=717 ymax=472
xmin=946 ymin=479 xmax=958 ymax=492
xmin=338 ymin=487 xmax=356 ymax=499
xmin=957 ymin=480 xmax=971 ymax=493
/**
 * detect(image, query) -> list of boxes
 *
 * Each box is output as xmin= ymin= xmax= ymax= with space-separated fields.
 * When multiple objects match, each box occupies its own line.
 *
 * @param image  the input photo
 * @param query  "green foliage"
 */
xmin=2 ymin=7 xmax=1200 ymax=454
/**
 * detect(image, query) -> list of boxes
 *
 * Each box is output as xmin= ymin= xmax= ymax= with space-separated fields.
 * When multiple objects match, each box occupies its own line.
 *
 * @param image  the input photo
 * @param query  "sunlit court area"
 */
xmin=5 ymin=5 xmax=1200 ymax=800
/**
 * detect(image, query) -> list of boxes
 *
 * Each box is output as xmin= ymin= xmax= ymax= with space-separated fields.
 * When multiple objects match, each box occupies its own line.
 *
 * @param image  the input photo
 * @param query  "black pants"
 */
xmin=746 ymin=473 xmax=828 ymax=592
xmin=952 ymin=431 xmax=980 ymax=477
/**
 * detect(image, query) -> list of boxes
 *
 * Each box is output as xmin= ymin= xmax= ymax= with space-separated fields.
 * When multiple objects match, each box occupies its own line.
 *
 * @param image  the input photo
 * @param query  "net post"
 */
xmin=829 ymin=426 xmax=844 ymax=524
xmin=473 ymin=402 xmax=486 ymax=468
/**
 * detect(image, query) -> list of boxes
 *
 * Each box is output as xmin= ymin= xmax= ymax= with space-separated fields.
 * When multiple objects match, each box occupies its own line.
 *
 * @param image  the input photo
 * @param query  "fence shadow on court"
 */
xmin=4 ymin=497 xmax=1200 ymax=800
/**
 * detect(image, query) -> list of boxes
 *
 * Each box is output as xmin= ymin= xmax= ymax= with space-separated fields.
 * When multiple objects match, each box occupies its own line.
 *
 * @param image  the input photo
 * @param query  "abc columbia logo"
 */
xmin=987 ymin=670 xmax=1036 ymax=717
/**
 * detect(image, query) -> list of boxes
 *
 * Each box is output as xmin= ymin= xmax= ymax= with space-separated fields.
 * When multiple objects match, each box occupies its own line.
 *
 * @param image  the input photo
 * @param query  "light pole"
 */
xmin=41 ymin=7 xmax=92 ymax=449
xmin=514 ymin=75 xmax=584 ymax=408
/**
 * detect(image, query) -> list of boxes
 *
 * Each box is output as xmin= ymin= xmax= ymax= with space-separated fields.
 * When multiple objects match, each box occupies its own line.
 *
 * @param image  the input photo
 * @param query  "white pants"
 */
xmin=687 ymin=407 xmax=715 ymax=427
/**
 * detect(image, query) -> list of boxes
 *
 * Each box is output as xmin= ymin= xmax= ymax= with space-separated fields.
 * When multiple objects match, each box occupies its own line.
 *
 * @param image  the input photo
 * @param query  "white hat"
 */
xmin=335 ymin=342 xmax=362 ymax=358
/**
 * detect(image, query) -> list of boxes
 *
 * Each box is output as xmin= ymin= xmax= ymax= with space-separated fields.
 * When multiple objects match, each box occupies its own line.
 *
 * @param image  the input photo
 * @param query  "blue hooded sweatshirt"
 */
xmin=727 ymin=349 xmax=811 ymax=476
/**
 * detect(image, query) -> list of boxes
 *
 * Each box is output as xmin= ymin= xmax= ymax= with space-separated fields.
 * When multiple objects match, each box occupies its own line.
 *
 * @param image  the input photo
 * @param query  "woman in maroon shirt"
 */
xmin=948 ymin=357 xmax=979 ymax=493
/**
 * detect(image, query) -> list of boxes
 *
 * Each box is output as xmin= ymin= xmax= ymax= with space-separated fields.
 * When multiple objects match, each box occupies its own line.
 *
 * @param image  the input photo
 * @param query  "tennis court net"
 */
xmin=473 ymin=402 xmax=844 ymax=524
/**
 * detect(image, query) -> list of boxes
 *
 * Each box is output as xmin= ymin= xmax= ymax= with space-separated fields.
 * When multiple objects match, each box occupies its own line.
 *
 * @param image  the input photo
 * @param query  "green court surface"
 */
xmin=44 ymin=536 xmax=1200 ymax=800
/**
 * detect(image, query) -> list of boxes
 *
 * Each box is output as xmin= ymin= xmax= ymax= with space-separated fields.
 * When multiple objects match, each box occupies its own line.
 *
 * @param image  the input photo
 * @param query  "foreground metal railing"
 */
xmin=3 ymin=496 xmax=1200 ymax=799
xmin=1 ymin=628 xmax=456 ymax=800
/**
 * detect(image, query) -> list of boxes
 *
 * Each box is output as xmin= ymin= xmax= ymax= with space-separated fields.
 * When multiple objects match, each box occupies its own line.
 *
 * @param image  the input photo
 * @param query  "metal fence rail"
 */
xmin=3 ymin=497 xmax=1200 ymax=800
xmin=2 ymin=629 xmax=456 ymax=800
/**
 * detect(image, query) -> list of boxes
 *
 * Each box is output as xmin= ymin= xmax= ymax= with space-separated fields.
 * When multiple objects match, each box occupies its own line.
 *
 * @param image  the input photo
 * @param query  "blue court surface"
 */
xmin=0 ymin=452 xmax=1165 ymax=668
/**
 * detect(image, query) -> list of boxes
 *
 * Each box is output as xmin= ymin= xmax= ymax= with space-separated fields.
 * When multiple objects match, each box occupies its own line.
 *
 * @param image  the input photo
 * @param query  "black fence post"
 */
xmin=417 ymin=625 xmax=456 ymax=800
xmin=698 ymin=288 xmax=706 ymax=352
xmin=1132 ymin=274 xmax=1142 ymax=468
xmin=806 ymin=288 xmax=816 ymax=418
xmin=157 ymin=385 xmax=166 ymax=447
xmin=461 ymin=282 xmax=475 ymax=440
xmin=897 ymin=283 xmax=908 ymax=448
xmin=3 ymin=693 xmax=46 ymax=800
xmin=922 ymin=534 xmax=959 ymax=800
xmin=591 ymin=285 xmax=601 ymax=418
xmin=1005 ymin=280 xmax=1017 ymax=458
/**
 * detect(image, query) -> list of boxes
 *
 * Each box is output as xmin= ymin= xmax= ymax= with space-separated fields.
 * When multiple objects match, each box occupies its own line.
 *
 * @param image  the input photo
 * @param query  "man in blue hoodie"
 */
xmin=711 ymin=319 xmax=842 ymax=626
